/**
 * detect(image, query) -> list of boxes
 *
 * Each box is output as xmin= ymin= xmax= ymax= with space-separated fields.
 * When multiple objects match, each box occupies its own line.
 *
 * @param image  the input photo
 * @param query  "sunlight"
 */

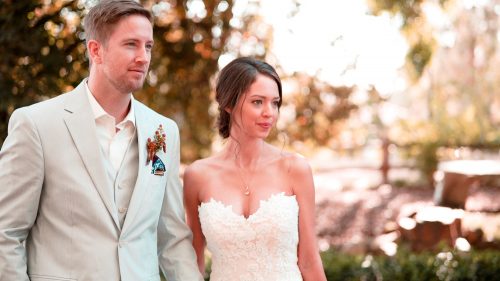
xmin=259 ymin=0 xmax=408 ymax=95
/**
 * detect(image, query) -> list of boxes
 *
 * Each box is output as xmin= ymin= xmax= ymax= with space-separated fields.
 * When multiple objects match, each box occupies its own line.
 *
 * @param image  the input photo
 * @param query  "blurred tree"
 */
xmin=0 ymin=0 xmax=365 ymax=161
xmin=139 ymin=0 xmax=237 ymax=162
xmin=141 ymin=0 xmax=277 ymax=161
xmin=0 ymin=0 xmax=87 ymax=148
xmin=366 ymin=0 xmax=450 ymax=80
xmin=388 ymin=1 xmax=500 ymax=183
xmin=1 ymin=0 xmax=264 ymax=162
xmin=401 ymin=1 xmax=500 ymax=148
xmin=277 ymin=73 xmax=358 ymax=151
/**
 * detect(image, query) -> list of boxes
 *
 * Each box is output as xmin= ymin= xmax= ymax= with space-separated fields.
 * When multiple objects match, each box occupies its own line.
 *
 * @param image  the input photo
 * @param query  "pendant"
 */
xmin=244 ymin=185 xmax=250 ymax=196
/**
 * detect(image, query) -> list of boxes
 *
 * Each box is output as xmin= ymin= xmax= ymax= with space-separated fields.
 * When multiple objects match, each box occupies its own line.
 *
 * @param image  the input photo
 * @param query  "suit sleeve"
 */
xmin=157 ymin=122 xmax=203 ymax=281
xmin=0 ymin=108 xmax=44 ymax=281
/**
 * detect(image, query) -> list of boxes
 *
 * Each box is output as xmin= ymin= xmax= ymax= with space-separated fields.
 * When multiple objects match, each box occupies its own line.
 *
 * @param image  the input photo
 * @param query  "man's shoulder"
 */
xmin=19 ymin=81 xmax=84 ymax=115
xmin=16 ymin=93 xmax=68 ymax=119
xmin=133 ymin=99 xmax=177 ymax=128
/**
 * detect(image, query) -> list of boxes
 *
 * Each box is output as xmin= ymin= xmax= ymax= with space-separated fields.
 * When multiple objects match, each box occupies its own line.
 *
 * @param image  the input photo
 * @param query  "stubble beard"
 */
xmin=113 ymin=72 xmax=147 ymax=94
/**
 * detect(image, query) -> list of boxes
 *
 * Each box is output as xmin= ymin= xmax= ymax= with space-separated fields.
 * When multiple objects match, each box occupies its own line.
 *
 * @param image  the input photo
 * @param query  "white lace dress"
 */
xmin=198 ymin=192 xmax=303 ymax=281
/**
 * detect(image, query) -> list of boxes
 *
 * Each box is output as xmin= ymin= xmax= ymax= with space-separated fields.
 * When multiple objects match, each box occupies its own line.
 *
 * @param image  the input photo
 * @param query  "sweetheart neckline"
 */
xmin=199 ymin=192 xmax=296 ymax=220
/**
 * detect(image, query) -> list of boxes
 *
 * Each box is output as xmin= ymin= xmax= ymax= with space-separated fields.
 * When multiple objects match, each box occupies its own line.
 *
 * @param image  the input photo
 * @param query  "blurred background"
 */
xmin=1 ymin=0 xmax=500 ymax=279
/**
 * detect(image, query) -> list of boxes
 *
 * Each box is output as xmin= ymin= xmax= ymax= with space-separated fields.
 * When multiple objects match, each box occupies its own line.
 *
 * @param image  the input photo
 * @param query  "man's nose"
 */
xmin=135 ymin=46 xmax=150 ymax=64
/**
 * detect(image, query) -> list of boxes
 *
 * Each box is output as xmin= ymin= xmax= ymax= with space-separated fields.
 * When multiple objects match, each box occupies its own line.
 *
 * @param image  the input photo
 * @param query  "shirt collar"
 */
xmin=85 ymin=82 xmax=136 ymax=127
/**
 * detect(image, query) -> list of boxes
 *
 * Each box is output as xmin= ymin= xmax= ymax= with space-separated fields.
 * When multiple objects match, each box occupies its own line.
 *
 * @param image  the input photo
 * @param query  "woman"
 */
xmin=183 ymin=57 xmax=326 ymax=281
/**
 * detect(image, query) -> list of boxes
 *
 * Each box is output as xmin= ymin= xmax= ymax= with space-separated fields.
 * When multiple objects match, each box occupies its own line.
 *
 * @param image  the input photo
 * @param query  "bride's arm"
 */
xmin=183 ymin=163 xmax=206 ymax=275
xmin=290 ymin=155 xmax=327 ymax=281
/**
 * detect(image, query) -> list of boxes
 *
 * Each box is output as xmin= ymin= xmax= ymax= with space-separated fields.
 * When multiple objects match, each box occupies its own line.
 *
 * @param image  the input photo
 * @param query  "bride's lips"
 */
xmin=257 ymin=122 xmax=272 ymax=129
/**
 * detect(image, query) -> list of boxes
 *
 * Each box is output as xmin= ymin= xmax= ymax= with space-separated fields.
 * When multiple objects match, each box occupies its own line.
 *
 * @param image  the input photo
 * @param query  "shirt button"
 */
xmin=118 ymin=207 xmax=127 ymax=213
xmin=117 ymin=185 xmax=123 ymax=190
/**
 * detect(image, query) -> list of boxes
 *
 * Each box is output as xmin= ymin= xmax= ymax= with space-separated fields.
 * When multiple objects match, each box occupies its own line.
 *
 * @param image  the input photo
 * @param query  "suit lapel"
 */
xmin=121 ymin=101 xmax=152 ymax=233
xmin=63 ymin=81 xmax=121 ymax=229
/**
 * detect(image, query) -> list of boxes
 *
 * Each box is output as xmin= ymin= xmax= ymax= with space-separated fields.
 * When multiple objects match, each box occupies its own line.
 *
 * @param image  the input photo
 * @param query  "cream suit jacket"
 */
xmin=0 ymin=80 xmax=203 ymax=281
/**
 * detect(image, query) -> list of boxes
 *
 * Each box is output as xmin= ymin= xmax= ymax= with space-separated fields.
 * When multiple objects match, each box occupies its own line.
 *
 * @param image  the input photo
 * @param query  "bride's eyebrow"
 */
xmin=249 ymin=95 xmax=280 ymax=100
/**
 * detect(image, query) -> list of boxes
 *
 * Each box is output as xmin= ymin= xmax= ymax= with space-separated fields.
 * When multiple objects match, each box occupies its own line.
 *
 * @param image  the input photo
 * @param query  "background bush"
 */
xmin=321 ymin=248 xmax=500 ymax=281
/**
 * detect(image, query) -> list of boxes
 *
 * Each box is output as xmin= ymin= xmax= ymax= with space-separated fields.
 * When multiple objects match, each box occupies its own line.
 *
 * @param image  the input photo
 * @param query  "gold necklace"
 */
xmin=236 ymin=156 xmax=260 ymax=196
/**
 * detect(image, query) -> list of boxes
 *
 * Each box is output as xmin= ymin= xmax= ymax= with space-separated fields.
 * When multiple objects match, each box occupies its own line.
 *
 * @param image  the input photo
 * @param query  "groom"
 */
xmin=0 ymin=1 xmax=202 ymax=280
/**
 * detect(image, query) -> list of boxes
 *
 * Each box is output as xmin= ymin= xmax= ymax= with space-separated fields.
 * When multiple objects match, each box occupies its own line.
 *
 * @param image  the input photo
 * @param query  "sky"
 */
xmin=258 ymin=0 xmax=409 ymax=96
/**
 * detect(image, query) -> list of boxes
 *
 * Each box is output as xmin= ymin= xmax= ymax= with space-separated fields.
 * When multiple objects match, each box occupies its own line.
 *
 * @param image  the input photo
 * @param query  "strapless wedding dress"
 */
xmin=198 ymin=192 xmax=303 ymax=281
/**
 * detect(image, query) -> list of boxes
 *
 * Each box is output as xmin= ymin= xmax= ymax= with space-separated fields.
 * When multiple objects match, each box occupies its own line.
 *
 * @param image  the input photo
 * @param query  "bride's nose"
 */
xmin=262 ymin=102 xmax=273 ymax=117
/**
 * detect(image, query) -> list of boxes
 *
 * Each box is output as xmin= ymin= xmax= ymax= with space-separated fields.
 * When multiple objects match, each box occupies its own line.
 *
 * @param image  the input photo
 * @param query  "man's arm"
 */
xmin=0 ymin=108 xmax=44 ymax=281
xmin=157 ymin=123 xmax=203 ymax=281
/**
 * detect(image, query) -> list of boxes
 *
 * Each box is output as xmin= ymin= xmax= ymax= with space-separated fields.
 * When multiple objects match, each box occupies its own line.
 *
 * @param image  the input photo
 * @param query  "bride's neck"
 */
xmin=225 ymin=138 xmax=265 ymax=167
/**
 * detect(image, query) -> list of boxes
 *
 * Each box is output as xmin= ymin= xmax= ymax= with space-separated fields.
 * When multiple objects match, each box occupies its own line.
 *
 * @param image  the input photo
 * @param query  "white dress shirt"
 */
xmin=85 ymin=83 xmax=136 ymax=174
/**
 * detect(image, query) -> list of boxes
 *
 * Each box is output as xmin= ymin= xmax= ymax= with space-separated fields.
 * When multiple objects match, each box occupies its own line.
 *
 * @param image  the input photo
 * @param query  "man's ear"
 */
xmin=87 ymin=40 xmax=102 ymax=64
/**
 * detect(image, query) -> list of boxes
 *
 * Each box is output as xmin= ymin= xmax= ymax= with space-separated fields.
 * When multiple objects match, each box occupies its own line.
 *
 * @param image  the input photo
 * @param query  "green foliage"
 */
xmin=322 ymin=250 xmax=370 ymax=281
xmin=321 ymin=248 xmax=500 ymax=281
xmin=407 ymin=39 xmax=433 ymax=79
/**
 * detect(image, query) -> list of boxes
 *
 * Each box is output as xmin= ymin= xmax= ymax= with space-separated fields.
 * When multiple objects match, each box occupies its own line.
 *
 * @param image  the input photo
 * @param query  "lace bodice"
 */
xmin=198 ymin=192 xmax=303 ymax=281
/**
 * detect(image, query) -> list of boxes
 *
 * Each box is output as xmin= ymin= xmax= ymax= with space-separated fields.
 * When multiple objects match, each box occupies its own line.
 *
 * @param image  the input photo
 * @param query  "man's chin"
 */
xmin=121 ymin=80 xmax=146 ymax=93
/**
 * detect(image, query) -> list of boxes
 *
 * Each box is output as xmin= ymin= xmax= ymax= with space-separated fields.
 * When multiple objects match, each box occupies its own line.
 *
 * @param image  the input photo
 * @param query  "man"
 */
xmin=0 ymin=1 xmax=203 ymax=280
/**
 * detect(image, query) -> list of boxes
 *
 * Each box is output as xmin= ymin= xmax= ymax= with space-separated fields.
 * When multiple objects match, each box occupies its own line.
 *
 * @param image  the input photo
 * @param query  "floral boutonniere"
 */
xmin=146 ymin=124 xmax=166 ymax=176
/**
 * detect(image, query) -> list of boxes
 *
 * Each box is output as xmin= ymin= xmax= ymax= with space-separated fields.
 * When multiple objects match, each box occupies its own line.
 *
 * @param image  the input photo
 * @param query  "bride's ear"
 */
xmin=225 ymin=107 xmax=232 ymax=114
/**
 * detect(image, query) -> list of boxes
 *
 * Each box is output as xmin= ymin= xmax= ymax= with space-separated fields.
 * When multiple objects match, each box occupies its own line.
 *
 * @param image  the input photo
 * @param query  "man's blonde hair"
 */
xmin=83 ymin=0 xmax=153 ymax=46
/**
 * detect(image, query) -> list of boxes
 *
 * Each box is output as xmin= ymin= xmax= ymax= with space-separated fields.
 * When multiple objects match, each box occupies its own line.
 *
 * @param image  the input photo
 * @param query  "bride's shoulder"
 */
xmin=185 ymin=157 xmax=213 ymax=174
xmin=283 ymin=153 xmax=314 ymax=197
xmin=277 ymin=151 xmax=312 ymax=179
xmin=183 ymin=158 xmax=215 ymax=195
xmin=184 ymin=156 xmax=226 ymax=179
xmin=270 ymin=148 xmax=311 ymax=172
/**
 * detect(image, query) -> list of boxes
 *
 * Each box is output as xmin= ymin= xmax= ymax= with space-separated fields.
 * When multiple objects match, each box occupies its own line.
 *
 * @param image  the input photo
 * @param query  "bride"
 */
xmin=183 ymin=57 xmax=326 ymax=281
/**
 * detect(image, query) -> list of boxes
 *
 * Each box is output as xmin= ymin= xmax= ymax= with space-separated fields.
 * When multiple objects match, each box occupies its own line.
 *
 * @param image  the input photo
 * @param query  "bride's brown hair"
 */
xmin=215 ymin=57 xmax=282 ymax=138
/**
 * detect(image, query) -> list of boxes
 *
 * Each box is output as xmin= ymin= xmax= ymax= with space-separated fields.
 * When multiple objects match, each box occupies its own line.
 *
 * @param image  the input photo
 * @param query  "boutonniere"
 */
xmin=146 ymin=124 xmax=167 ymax=176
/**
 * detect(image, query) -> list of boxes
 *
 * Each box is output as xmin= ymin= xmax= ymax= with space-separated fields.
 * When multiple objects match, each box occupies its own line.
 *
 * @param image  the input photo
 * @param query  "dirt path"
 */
xmin=313 ymin=170 xmax=500 ymax=252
